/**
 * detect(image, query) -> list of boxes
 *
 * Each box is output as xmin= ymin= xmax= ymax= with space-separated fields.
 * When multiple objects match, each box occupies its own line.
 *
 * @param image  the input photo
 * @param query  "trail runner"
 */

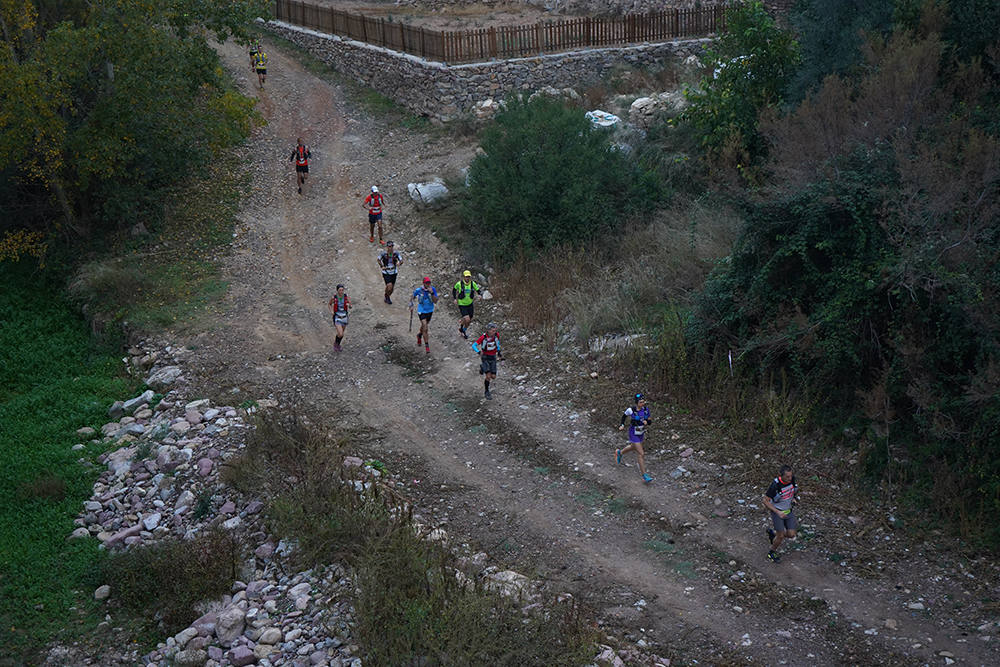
xmin=763 ymin=465 xmax=798 ymax=563
xmin=409 ymin=276 xmax=438 ymax=354
xmin=378 ymin=240 xmax=403 ymax=304
xmin=453 ymin=270 xmax=481 ymax=339
xmin=363 ymin=186 xmax=386 ymax=244
xmin=327 ymin=284 xmax=351 ymax=352
xmin=289 ymin=138 xmax=310 ymax=194
xmin=473 ymin=322 xmax=502 ymax=399
xmin=617 ymin=393 xmax=653 ymax=483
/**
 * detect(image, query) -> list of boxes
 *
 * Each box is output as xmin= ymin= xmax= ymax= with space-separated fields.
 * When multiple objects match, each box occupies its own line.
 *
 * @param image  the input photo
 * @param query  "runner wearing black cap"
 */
xmin=617 ymin=393 xmax=653 ymax=483
xmin=327 ymin=284 xmax=351 ymax=351
xmin=378 ymin=241 xmax=403 ymax=304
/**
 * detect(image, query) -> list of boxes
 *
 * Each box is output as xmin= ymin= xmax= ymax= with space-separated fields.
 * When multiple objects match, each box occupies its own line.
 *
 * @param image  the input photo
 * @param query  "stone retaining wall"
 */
xmin=265 ymin=20 xmax=709 ymax=121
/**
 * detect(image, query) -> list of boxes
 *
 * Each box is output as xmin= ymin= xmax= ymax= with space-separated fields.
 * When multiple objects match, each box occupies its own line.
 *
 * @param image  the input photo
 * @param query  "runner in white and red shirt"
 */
xmin=762 ymin=465 xmax=798 ymax=562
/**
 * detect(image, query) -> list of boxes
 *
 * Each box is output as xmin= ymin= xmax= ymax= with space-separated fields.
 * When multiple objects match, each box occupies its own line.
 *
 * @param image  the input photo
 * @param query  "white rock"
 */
xmin=142 ymin=512 xmax=161 ymax=531
xmin=258 ymin=627 xmax=282 ymax=644
xmin=407 ymin=179 xmax=449 ymax=209
xmin=174 ymin=626 xmax=198 ymax=648
xmin=215 ymin=606 xmax=246 ymax=644
xmin=289 ymin=582 xmax=312 ymax=597
xmin=145 ymin=366 xmax=182 ymax=391
xmin=94 ymin=585 xmax=111 ymax=600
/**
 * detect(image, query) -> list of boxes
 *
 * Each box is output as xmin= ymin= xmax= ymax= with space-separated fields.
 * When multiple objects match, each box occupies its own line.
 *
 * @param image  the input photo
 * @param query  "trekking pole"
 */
xmin=409 ymin=307 xmax=413 ymax=333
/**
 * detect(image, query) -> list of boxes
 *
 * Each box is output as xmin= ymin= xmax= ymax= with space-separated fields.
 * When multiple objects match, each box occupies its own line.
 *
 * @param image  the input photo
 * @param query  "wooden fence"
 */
xmin=273 ymin=0 xmax=726 ymax=63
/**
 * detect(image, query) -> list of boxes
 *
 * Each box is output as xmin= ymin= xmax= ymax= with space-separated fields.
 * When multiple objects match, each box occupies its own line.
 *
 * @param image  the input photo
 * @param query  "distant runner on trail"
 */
xmin=409 ymin=276 xmax=438 ymax=354
xmin=327 ymin=284 xmax=351 ymax=352
xmin=378 ymin=240 xmax=403 ymax=304
xmin=473 ymin=322 xmax=502 ymax=400
xmin=248 ymin=38 xmax=261 ymax=70
xmin=453 ymin=270 xmax=481 ymax=340
xmin=289 ymin=138 xmax=310 ymax=194
xmin=617 ymin=393 xmax=653 ymax=484
xmin=363 ymin=186 xmax=386 ymax=244
xmin=253 ymin=49 xmax=268 ymax=88
xmin=763 ymin=465 xmax=798 ymax=563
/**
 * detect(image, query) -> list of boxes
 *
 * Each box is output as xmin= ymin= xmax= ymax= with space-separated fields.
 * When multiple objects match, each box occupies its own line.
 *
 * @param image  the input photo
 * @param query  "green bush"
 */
xmin=682 ymin=1 xmax=799 ymax=167
xmin=104 ymin=530 xmax=240 ymax=634
xmin=687 ymin=17 xmax=1000 ymax=546
xmin=463 ymin=96 xmax=660 ymax=262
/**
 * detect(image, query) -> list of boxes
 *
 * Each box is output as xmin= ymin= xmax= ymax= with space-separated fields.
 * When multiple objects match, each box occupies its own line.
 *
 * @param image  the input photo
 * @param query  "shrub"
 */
xmin=104 ymin=529 xmax=240 ymax=633
xmin=681 ymin=1 xmax=799 ymax=167
xmin=225 ymin=415 xmax=600 ymax=664
xmin=463 ymin=96 xmax=660 ymax=262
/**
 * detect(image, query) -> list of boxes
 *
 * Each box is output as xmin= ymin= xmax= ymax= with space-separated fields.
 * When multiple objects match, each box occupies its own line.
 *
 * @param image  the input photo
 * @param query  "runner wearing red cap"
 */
xmin=409 ymin=276 xmax=438 ymax=353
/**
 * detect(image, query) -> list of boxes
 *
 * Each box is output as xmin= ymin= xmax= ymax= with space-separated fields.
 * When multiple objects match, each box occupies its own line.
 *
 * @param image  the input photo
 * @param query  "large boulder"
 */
xmin=407 ymin=179 xmax=449 ymax=209
xmin=214 ymin=606 xmax=245 ymax=645
xmin=145 ymin=366 xmax=182 ymax=391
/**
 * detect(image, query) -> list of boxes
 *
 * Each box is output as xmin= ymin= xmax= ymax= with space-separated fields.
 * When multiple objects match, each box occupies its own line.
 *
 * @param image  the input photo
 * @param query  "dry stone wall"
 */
xmin=265 ymin=20 xmax=709 ymax=121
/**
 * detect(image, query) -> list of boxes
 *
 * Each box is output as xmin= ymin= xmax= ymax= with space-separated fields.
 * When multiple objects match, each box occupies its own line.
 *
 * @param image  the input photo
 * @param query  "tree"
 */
xmin=681 ymin=0 xmax=799 ymax=168
xmin=689 ymin=17 xmax=1000 ymax=545
xmin=0 ymin=0 xmax=265 ymax=252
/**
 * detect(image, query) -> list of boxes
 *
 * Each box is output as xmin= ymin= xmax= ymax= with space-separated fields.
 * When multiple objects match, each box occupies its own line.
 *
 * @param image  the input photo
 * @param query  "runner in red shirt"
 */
xmin=289 ymin=138 xmax=310 ymax=194
xmin=363 ymin=186 xmax=386 ymax=244
xmin=474 ymin=322 xmax=502 ymax=399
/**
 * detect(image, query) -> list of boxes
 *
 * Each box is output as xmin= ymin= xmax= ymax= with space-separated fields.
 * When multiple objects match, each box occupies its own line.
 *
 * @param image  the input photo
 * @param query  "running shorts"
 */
xmin=480 ymin=355 xmax=497 ymax=375
xmin=770 ymin=510 xmax=798 ymax=533
xmin=333 ymin=315 xmax=348 ymax=327
xmin=295 ymin=164 xmax=309 ymax=173
xmin=368 ymin=212 xmax=382 ymax=224
xmin=255 ymin=68 xmax=266 ymax=74
xmin=382 ymin=273 xmax=397 ymax=285
xmin=418 ymin=312 xmax=433 ymax=322
xmin=459 ymin=304 xmax=474 ymax=318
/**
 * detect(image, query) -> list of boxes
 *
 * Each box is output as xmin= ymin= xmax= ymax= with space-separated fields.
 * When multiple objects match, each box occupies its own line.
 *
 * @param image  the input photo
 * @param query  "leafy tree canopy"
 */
xmin=0 ymin=0 xmax=265 ymax=254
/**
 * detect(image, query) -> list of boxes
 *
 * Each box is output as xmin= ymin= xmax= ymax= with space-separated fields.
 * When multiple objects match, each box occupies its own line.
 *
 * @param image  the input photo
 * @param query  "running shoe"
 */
xmin=386 ymin=296 xmax=392 ymax=304
xmin=485 ymin=389 xmax=492 ymax=400
xmin=616 ymin=449 xmax=622 ymax=465
xmin=460 ymin=326 xmax=468 ymax=340
xmin=369 ymin=236 xmax=375 ymax=243
xmin=379 ymin=239 xmax=385 ymax=245
xmin=298 ymin=186 xmax=302 ymax=194
xmin=767 ymin=528 xmax=776 ymax=545
xmin=425 ymin=344 xmax=430 ymax=354
xmin=642 ymin=473 xmax=653 ymax=484
xmin=767 ymin=550 xmax=781 ymax=563
xmin=334 ymin=343 xmax=341 ymax=352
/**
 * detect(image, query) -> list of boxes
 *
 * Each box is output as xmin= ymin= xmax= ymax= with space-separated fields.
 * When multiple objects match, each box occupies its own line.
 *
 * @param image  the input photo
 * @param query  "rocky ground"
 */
xmin=46 ymin=32 xmax=999 ymax=667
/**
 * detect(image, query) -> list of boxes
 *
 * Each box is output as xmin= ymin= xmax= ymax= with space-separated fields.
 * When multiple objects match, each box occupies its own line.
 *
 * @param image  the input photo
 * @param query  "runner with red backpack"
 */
xmin=473 ymin=322 xmax=502 ymax=399
xmin=363 ymin=186 xmax=386 ymax=244
xmin=289 ymin=138 xmax=310 ymax=194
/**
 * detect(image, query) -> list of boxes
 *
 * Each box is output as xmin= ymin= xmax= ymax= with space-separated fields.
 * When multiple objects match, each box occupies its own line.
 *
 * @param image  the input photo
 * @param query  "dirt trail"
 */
xmin=182 ymin=39 xmax=999 ymax=666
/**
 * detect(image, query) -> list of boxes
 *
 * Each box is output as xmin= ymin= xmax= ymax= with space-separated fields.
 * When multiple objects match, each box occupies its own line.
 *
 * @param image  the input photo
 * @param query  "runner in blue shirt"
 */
xmin=409 ymin=276 xmax=439 ymax=354
xmin=617 ymin=393 xmax=653 ymax=484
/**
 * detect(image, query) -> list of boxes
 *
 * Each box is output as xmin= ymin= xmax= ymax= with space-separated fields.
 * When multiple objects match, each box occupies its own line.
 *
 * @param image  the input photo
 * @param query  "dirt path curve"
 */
xmin=183 ymin=38 xmax=998 ymax=666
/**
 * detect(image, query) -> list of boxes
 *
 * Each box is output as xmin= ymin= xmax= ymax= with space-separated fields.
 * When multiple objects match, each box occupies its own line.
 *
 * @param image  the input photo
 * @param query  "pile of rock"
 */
xmin=628 ymin=90 xmax=688 ymax=128
xmin=59 ymin=342 xmax=672 ymax=666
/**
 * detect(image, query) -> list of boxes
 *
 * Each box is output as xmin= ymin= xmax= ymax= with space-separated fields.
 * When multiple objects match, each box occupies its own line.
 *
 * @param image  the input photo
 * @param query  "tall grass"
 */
xmin=0 ymin=262 xmax=137 ymax=661
xmin=224 ymin=416 xmax=600 ymax=665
